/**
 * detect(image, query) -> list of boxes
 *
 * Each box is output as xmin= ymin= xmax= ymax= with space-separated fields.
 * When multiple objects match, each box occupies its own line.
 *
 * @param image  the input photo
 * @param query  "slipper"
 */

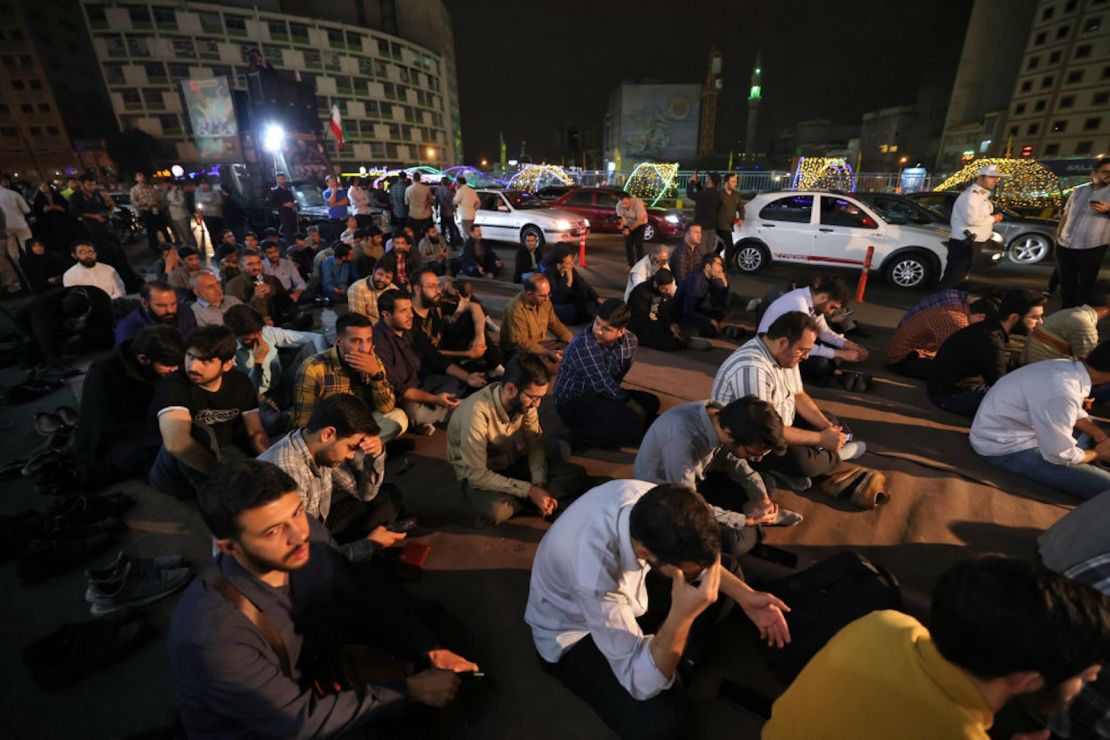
xmin=34 ymin=413 xmax=64 ymax=436
xmin=55 ymin=407 xmax=79 ymax=428
xmin=765 ymin=508 xmax=804 ymax=527
xmin=820 ymin=465 xmax=890 ymax=509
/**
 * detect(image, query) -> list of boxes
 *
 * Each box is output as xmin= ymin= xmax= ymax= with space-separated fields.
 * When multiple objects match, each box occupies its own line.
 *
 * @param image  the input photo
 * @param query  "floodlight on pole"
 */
xmin=262 ymin=124 xmax=285 ymax=153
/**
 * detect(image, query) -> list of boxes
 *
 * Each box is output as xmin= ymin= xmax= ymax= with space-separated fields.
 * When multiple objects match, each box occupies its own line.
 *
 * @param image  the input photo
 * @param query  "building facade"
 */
xmin=1004 ymin=0 xmax=1110 ymax=160
xmin=79 ymin=0 xmax=461 ymax=169
xmin=604 ymin=83 xmax=701 ymax=165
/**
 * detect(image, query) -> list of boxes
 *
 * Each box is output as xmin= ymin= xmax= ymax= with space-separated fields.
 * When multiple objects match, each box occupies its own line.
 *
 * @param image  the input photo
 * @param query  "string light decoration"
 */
xmin=791 ymin=157 xmax=855 ymax=191
xmin=371 ymin=165 xmax=443 ymax=188
xmin=507 ymin=164 xmax=574 ymax=191
xmin=442 ymin=165 xmax=507 ymax=188
xmin=933 ymin=157 xmax=1061 ymax=211
xmin=623 ymin=162 xmax=680 ymax=206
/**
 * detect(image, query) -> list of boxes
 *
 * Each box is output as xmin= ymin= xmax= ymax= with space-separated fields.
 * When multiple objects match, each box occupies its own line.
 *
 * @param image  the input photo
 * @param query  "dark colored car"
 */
xmin=535 ymin=185 xmax=577 ymax=202
xmin=906 ymin=191 xmax=1059 ymax=265
xmin=551 ymin=187 xmax=685 ymax=241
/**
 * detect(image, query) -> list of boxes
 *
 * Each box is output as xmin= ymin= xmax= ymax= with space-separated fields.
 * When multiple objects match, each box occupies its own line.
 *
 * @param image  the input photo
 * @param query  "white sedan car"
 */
xmin=729 ymin=191 xmax=1004 ymax=289
xmin=467 ymin=189 xmax=589 ymax=246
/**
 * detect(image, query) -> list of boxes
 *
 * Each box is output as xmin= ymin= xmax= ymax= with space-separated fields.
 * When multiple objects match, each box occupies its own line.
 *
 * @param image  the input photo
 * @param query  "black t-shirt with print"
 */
xmin=150 ymin=368 xmax=259 ymax=449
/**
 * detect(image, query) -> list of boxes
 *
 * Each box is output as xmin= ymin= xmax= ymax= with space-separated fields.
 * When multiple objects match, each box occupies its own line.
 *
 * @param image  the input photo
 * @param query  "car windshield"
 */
xmin=861 ymin=195 xmax=936 ymax=225
xmin=505 ymin=191 xmax=546 ymax=209
xmin=293 ymin=184 xmax=326 ymax=208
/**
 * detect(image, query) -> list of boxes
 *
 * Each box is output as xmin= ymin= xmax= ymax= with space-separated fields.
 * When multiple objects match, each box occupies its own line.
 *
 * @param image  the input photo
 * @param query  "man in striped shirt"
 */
xmin=712 ymin=311 xmax=865 ymax=485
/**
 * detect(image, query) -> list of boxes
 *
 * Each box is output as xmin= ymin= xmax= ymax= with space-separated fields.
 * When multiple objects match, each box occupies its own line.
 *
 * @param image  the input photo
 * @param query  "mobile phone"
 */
xmin=718 ymin=679 xmax=773 ymax=719
xmin=387 ymin=516 xmax=417 ymax=533
xmin=459 ymin=670 xmax=486 ymax=682
xmin=749 ymin=543 xmax=799 ymax=569
xmin=843 ymin=432 xmax=853 ymax=443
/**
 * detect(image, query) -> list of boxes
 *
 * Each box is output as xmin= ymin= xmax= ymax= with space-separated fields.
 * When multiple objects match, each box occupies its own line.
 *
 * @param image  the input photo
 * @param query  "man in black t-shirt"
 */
xmin=149 ymin=325 xmax=271 ymax=499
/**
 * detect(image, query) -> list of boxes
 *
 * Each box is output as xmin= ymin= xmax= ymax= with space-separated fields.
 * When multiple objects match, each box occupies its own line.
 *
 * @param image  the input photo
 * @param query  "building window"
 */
xmin=327 ymin=28 xmax=344 ymax=49
xmin=1044 ymin=143 xmax=1060 ymax=155
xmin=324 ymin=51 xmax=340 ymax=71
xmin=304 ymin=49 xmax=322 ymax=69
xmin=142 ymin=88 xmax=164 ymax=110
xmin=1076 ymin=141 xmax=1093 ymax=154
xmin=263 ymin=45 xmax=283 ymax=66
xmin=1056 ymin=24 xmax=1070 ymax=38
xmin=1028 ymin=55 xmax=1041 ymax=70
xmin=1049 ymin=50 xmax=1062 ymax=63
xmin=0 ymin=104 xmax=8 ymax=115
xmin=104 ymin=34 xmax=127 ymax=58
xmin=20 ymin=103 xmax=32 ymax=113
xmin=1085 ymin=116 xmax=1103 ymax=130
xmin=211 ymin=65 xmax=232 ymax=80
xmin=46 ymin=125 xmax=58 ymax=136
xmin=1035 ymin=99 xmax=1047 ymax=111
xmin=104 ymin=63 xmax=125 ymax=84
xmin=1043 ymin=5 xmax=1055 ymax=20
xmin=267 ymin=20 xmax=288 ymax=41
xmin=1076 ymin=44 xmax=1092 ymax=59
xmin=145 ymin=61 xmax=167 ymax=83
xmin=224 ymin=14 xmax=247 ymax=36
xmin=126 ymin=35 xmax=150 ymax=57
xmin=0 ymin=127 xmax=18 ymax=137
xmin=37 ymin=102 xmax=49 ymax=113
xmin=121 ymin=89 xmax=141 ymax=110
xmin=86 ymin=4 xmax=107 ymax=28
xmin=159 ymin=114 xmax=180 ymax=134
xmin=128 ymin=6 xmax=152 ymax=28
xmin=1051 ymin=120 xmax=1067 ymax=132
xmin=1094 ymin=91 xmax=1109 ymax=105
xmin=335 ymin=75 xmax=352 ymax=94
xmin=365 ymin=100 xmax=379 ymax=117
xmin=289 ymin=22 xmax=309 ymax=44
xmin=1021 ymin=79 xmax=1033 ymax=92
xmin=1041 ymin=75 xmax=1055 ymax=89
xmin=347 ymin=31 xmax=363 ymax=49
xmin=197 ymin=39 xmax=219 ymax=60
xmin=0 ymin=55 xmax=12 ymax=67
xmin=358 ymin=57 xmax=374 ymax=77
xmin=1065 ymin=0 xmax=1077 ymax=10
xmin=1028 ymin=122 xmax=1040 ymax=134
xmin=1034 ymin=30 xmax=1047 ymax=45
xmin=199 ymin=12 xmax=222 ymax=34
xmin=1060 ymin=94 xmax=1075 ymax=108
xmin=1084 ymin=16 xmax=1102 ymax=32
xmin=29 ymin=80 xmax=41 ymax=90
xmin=19 ymin=55 xmax=32 ymax=67
xmin=152 ymin=6 xmax=176 ymax=28
xmin=171 ymin=37 xmax=195 ymax=59
xmin=29 ymin=126 xmax=41 ymax=135
xmin=1068 ymin=70 xmax=1085 ymax=83
xmin=1104 ymin=66 xmax=1110 ymax=79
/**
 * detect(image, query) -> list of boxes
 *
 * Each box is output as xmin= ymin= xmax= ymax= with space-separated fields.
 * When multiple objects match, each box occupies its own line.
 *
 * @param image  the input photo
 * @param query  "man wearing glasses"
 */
xmin=499 ymin=274 xmax=573 ymax=375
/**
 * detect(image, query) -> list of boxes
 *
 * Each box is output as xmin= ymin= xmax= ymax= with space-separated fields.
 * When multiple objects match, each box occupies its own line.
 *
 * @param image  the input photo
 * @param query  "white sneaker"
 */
xmin=839 ymin=441 xmax=867 ymax=461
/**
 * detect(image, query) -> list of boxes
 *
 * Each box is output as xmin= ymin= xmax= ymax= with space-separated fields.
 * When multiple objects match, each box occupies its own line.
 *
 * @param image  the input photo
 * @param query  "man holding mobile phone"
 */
xmin=1055 ymin=158 xmax=1110 ymax=309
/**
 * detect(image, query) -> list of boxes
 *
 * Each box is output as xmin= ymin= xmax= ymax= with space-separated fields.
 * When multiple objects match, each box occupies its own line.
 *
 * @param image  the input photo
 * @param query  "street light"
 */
xmin=262 ymin=124 xmax=285 ymax=153
xmin=480 ymin=159 xmax=488 ymax=167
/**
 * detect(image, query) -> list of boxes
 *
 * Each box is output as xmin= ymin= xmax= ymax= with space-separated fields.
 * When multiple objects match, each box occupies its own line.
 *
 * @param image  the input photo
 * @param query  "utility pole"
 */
xmin=745 ymin=51 xmax=762 ymax=159
xmin=697 ymin=48 xmax=722 ymax=157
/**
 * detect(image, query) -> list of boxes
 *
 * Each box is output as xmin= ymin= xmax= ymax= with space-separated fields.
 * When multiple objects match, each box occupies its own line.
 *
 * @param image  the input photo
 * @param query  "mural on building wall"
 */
xmin=619 ymin=85 xmax=700 ymax=162
xmin=181 ymin=77 xmax=240 ymax=160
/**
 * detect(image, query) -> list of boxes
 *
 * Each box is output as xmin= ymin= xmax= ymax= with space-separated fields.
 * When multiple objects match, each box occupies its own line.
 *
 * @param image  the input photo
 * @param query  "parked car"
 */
xmin=729 ymin=190 xmax=1004 ymax=290
xmin=906 ymin=191 xmax=1058 ymax=265
xmin=466 ymin=189 xmax=589 ymax=246
xmin=535 ymin=185 xmax=577 ymax=202
xmin=551 ymin=187 xmax=685 ymax=241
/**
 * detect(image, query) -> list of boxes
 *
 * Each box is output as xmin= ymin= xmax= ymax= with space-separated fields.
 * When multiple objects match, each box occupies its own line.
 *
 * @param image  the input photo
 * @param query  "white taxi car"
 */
xmin=729 ymin=191 xmax=1003 ymax=289
xmin=467 ymin=189 xmax=589 ymax=246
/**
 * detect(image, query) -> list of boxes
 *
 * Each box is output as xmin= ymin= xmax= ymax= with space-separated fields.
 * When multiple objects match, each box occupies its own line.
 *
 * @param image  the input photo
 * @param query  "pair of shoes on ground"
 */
xmin=85 ymin=551 xmax=192 ymax=616
xmin=14 ymin=492 xmax=136 ymax=584
xmin=836 ymin=371 xmax=874 ymax=393
xmin=22 ymin=611 xmax=153 ymax=691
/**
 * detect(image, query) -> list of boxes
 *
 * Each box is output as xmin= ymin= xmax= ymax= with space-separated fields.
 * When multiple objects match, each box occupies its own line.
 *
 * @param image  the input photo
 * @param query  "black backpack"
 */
xmin=761 ymin=550 xmax=903 ymax=684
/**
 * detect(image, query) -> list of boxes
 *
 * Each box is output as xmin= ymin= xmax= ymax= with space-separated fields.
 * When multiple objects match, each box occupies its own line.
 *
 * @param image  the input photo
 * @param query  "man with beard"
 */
xmin=411 ymin=268 xmax=502 ymax=373
xmin=169 ymin=459 xmax=478 ymax=738
xmin=167 ymin=246 xmax=205 ymax=293
xmin=115 ymin=280 xmax=197 ymax=344
xmin=269 ymin=173 xmax=299 ymax=243
xmin=929 ymin=289 xmax=1047 ymax=417
xmin=62 ymin=240 xmax=125 ymax=300
xmin=67 ymin=174 xmax=142 ymax=292
xmin=348 ymin=259 xmax=397 ymax=323
xmin=447 ymin=354 xmax=588 ymax=525
xmin=262 ymin=241 xmax=306 ymax=304
xmin=261 ymin=393 xmax=401 ymax=544
xmin=148 ymin=325 xmax=270 ymax=499
xmin=189 ymin=271 xmax=242 ymax=327
xmin=373 ymin=291 xmax=486 ymax=433
xmin=76 ymin=325 xmax=185 ymax=483
xmin=764 ymin=555 xmax=1110 ymax=740
xmin=225 ymin=249 xmax=296 ymax=326
xmin=292 ymin=312 xmax=409 ymax=443
xmin=547 ymin=247 xmax=599 ymax=326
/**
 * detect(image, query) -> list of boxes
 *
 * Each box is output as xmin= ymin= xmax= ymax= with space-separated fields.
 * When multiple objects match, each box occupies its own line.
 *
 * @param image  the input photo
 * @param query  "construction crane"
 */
xmin=698 ymin=48 xmax=722 ymax=157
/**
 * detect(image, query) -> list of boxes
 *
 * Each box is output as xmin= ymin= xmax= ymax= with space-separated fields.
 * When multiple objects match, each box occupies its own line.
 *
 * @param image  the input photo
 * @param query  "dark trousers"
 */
xmin=929 ymin=387 xmax=987 ymax=418
xmin=441 ymin=315 xmax=503 ymax=371
xmin=439 ymin=213 xmax=461 ymax=246
xmin=1057 ymin=244 xmax=1107 ymax=309
xmin=623 ymin=224 xmax=646 ymax=267
xmin=553 ymin=299 xmax=598 ymax=326
xmin=632 ymin=321 xmax=684 ymax=352
xmin=139 ymin=210 xmax=174 ymax=252
xmin=278 ymin=211 xmax=299 ymax=243
xmin=556 ymin=390 xmax=660 ymax=449
xmin=680 ymin=306 xmax=724 ymax=338
xmin=756 ymin=412 xmax=842 ymax=479
xmin=886 ymin=352 xmax=933 ymax=381
xmin=937 ymin=237 xmax=984 ymax=290
xmin=325 ymin=484 xmax=403 ymax=544
xmin=716 ymin=228 xmax=735 ymax=268
xmin=799 ymin=354 xmax=837 ymax=383
xmin=199 ymin=216 xmax=225 ymax=254
xmin=87 ymin=231 xmax=143 ymax=293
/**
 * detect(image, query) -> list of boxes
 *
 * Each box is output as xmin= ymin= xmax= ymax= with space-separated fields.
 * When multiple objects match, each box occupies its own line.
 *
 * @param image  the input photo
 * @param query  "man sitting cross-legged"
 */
xmin=712 ymin=311 xmax=865 ymax=489
xmin=525 ymin=480 xmax=791 ymax=740
xmin=348 ymin=258 xmax=398 ymax=324
xmin=114 ymin=279 xmax=196 ymax=345
xmin=169 ymin=459 xmax=480 ymax=739
xmin=411 ymin=268 xmax=502 ymax=373
xmin=970 ymin=341 xmax=1110 ymax=499
xmin=885 ymin=295 xmax=997 ymax=380
xmin=261 ymin=393 xmax=403 ymax=546
xmin=148 ymin=325 xmax=271 ymax=500
xmin=447 ymin=354 xmax=588 ymax=525
xmin=672 ymin=252 xmax=731 ymax=339
xmin=499 ymin=274 xmax=574 ymax=375
xmin=554 ymin=299 xmax=660 ymax=452
xmin=634 ymin=396 xmax=803 ymax=555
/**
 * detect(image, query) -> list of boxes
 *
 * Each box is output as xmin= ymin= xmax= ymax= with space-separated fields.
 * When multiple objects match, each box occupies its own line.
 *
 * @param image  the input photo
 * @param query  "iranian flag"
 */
xmin=329 ymin=105 xmax=345 ymax=150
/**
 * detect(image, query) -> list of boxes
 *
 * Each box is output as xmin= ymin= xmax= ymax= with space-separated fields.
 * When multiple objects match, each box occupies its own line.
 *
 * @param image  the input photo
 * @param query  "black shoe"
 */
xmin=45 ymin=516 xmax=127 ymax=541
xmin=17 ymin=533 xmax=118 ymax=585
xmin=22 ymin=614 xmax=152 ymax=691
xmin=49 ymin=492 xmax=136 ymax=522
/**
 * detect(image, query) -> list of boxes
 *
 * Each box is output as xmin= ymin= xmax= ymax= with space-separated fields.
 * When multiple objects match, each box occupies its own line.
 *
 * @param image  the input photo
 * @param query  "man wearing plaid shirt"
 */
xmin=554 ymin=300 xmax=660 ymax=451
xmin=291 ymin=313 xmax=408 ymax=443
xmin=885 ymin=297 xmax=996 ymax=380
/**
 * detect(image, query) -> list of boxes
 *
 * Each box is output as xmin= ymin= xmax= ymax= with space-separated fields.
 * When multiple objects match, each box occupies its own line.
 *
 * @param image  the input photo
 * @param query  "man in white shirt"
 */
xmin=757 ymin=277 xmax=868 ymax=383
xmin=940 ymin=164 xmax=1005 ymax=289
xmin=63 ymin=240 xmax=126 ymax=300
xmin=1055 ymin=158 xmax=1110 ymax=309
xmin=525 ymin=479 xmax=790 ymax=739
xmin=404 ymin=172 xmax=435 ymax=238
xmin=452 ymin=176 xmax=481 ymax=238
xmin=970 ymin=342 xmax=1110 ymax=499
xmin=624 ymin=243 xmax=670 ymax=301
xmin=0 ymin=177 xmax=32 ymax=292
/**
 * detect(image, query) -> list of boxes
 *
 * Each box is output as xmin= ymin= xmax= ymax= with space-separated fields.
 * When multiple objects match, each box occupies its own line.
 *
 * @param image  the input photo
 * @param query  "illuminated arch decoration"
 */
xmin=791 ymin=157 xmax=855 ymax=191
xmin=507 ymin=164 xmax=574 ymax=192
xmin=624 ymin=162 xmax=679 ymax=206
xmin=370 ymin=166 xmax=443 ymax=188
xmin=442 ymin=165 xmax=507 ymax=188
xmin=933 ymin=157 xmax=1062 ymax=211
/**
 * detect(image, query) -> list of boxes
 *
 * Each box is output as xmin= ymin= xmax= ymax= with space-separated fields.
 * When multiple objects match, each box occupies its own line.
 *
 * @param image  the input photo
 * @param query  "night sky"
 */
xmin=444 ymin=0 xmax=971 ymax=164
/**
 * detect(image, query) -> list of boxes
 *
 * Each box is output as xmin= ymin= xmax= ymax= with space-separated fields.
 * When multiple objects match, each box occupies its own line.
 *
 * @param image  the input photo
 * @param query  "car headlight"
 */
xmin=990 ymin=232 xmax=1004 ymax=244
xmin=665 ymin=214 xmax=680 ymax=224
xmin=555 ymin=220 xmax=571 ymax=231
xmin=991 ymin=252 xmax=1003 ymax=261
xmin=583 ymin=219 xmax=590 ymax=228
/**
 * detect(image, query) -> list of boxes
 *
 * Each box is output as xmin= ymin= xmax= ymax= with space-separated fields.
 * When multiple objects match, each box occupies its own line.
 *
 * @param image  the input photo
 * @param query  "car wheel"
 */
xmin=734 ymin=241 xmax=770 ymax=273
xmin=643 ymin=222 xmax=656 ymax=242
xmin=883 ymin=250 xmax=935 ymax=290
xmin=1007 ymin=233 xmax=1052 ymax=265
xmin=521 ymin=225 xmax=544 ymax=247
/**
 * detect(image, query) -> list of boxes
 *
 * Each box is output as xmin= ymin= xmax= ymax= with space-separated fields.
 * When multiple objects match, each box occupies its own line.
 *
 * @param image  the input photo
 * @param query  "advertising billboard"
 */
xmin=181 ymin=77 xmax=240 ymax=160
xmin=616 ymin=84 xmax=700 ymax=162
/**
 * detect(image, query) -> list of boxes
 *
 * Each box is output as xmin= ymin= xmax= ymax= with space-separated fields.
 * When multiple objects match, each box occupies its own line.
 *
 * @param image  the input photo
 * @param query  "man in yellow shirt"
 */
xmin=764 ymin=555 xmax=1109 ymax=740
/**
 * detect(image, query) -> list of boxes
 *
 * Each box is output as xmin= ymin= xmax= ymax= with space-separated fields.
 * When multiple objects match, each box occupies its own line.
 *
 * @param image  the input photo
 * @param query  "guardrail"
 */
xmin=565 ymin=170 xmax=952 ymax=195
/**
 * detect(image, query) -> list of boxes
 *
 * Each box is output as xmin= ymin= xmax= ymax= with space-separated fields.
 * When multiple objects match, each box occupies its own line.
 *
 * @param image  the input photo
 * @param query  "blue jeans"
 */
xmin=981 ymin=447 xmax=1110 ymax=500
xmin=929 ymin=388 xmax=987 ymax=418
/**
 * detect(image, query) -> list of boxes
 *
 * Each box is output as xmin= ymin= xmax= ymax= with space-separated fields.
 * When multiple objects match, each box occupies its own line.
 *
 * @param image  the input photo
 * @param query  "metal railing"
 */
xmin=564 ymin=169 xmax=953 ymax=196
